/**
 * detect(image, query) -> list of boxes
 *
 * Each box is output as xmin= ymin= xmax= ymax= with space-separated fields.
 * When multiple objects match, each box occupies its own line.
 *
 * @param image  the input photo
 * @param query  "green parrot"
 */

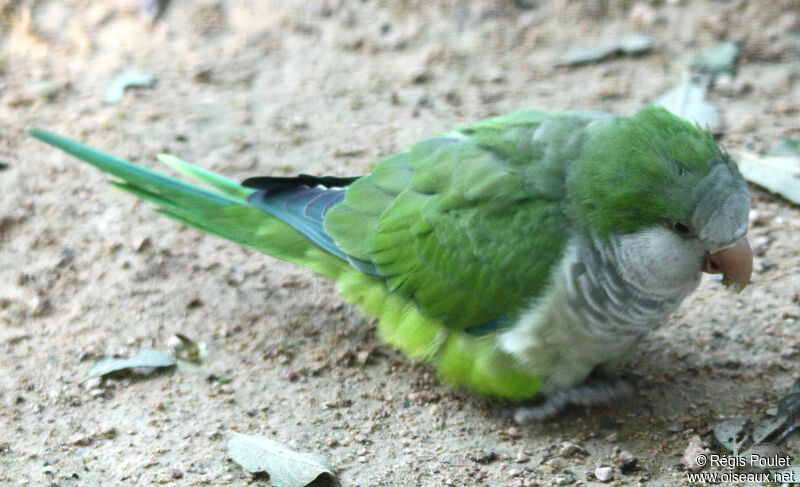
xmin=28 ymin=106 xmax=753 ymax=421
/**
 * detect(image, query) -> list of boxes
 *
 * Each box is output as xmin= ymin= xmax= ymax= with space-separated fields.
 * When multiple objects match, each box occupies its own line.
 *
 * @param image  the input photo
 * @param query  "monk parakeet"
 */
xmin=28 ymin=106 xmax=752 ymax=421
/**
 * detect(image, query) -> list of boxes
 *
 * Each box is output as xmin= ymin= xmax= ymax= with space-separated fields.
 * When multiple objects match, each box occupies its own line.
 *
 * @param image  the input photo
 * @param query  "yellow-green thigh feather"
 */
xmin=337 ymin=270 xmax=543 ymax=400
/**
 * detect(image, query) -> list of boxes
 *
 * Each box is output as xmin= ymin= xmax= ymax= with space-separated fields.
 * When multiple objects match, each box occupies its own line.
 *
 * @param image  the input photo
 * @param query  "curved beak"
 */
xmin=702 ymin=238 xmax=753 ymax=292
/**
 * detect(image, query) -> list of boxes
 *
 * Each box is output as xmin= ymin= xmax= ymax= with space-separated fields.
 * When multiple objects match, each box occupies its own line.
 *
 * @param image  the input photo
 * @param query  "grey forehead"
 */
xmin=691 ymin=163 xmax=750 ymax=247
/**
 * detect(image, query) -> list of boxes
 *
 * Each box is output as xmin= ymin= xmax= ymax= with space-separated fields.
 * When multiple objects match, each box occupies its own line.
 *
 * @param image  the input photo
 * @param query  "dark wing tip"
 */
xmin=242 ymin=174 xmax=360 ymax=192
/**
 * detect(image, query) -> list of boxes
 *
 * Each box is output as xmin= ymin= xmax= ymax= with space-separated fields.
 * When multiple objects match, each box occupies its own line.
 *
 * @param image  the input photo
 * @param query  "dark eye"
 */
xmin=671 ymin=221 xmax=692 ymax=236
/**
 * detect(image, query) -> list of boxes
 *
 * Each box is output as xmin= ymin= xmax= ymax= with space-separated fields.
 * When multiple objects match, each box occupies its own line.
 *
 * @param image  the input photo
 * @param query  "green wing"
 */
xmin=325 ymin=110 xmax=606 ymax=330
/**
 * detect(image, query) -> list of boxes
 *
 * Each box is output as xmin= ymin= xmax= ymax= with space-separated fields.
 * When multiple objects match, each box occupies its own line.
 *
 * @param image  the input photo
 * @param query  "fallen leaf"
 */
xmin=713 ymin=417 xmax=749 ymax=454
xmin=769 ymin=139 xmax=800 ymax=157
xmin=750 ymin=379 xmax=800 ymax=444
xmin=735 ymin=151 xmax=800 ymax=206
xmin=227 ymin=432 xmax=336 ymax=487
xmin=86 ymin=348 xmax=176 ymax=379
xmin=692 ymin=41 xmax=739 ymax=80
xmin=555 ymin=34 xmax=653 ymax=66
xmin=654 ymin=78 xmax=721 ymax=133
xmin=104 ymin=71 xmax=156 ymax=104
xmin=754 ymin=415 xmax=788 ymax=444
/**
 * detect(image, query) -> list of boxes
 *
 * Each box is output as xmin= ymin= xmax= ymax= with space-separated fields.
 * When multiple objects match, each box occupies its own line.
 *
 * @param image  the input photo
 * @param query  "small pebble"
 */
xmin=356 ymin=350 xmax=371 ymax=365
xmin=541 ymin=457 xmax=567 ymax=474
xmin=617 ymin=450 xmax=638 ymax=474
xmin=27 ymin=296 xmax=51 ymax=317
xmin=595 ymin=465 xmax=614 ymax=482
xmin=470 ymin=450 xmax=497 ymax=464
xmin=83 ymin=377 xmax=102 ymax=390
xmin=95 ymin=425 xmax=116 ymax=439
xmin=34 ymin=81 xmax=61 ymax=101
xmin=134 ymin=237 xmax=152 ymax=252
xmin=68 ymin=433 xmax=92 ymax=446
xmin=683 ymin=439 xmax=709 ymax=472
xmin=407 ymin=67 xmax=430 ymax=84
xmin=558 ymin=441 xmax=580 ymax=458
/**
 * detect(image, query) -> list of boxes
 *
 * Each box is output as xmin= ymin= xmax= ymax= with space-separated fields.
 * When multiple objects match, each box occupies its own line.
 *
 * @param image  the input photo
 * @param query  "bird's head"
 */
xmin=567 ymin=106 xmax=752 ymax=291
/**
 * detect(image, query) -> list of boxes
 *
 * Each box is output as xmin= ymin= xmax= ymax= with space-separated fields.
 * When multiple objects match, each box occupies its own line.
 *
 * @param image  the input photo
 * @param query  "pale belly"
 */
xmin=499 ymin=232 xmax=702 ymax=394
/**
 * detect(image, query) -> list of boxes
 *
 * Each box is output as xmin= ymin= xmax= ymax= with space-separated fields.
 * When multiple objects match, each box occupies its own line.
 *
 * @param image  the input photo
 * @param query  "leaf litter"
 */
xmin=554 ymin=34 xmax=653 ymax=66
xmin=86 ymin=348 xmax=176 ymax=379
xmin=104 ymin=71 xmax=156 ymax=104
xmin=735 ymin=151 xmax=800 ymax=206
xmin=711 ymin=378 xmax=800 ymax=475
xmin=691 ymin=41 xmax=739 ymax=82
xmin=654 ymin=75 xmax=721 ymax=133
xmin=227 ymin=432 xmax=337 ymax=487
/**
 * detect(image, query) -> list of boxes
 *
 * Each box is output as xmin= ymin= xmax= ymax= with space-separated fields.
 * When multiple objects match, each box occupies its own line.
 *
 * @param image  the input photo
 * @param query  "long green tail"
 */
xmin=27 ymin=128 xmax=348 ymax=278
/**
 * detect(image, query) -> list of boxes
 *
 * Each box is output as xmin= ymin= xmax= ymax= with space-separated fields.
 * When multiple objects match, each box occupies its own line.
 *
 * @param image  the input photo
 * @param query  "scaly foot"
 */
xmin=512 ymin=374 xmax=637 ymax=423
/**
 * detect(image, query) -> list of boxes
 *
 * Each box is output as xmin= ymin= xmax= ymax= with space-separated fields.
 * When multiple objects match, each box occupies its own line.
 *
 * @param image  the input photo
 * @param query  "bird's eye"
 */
xmin=671 ymin=221 xmax=692 ymax=236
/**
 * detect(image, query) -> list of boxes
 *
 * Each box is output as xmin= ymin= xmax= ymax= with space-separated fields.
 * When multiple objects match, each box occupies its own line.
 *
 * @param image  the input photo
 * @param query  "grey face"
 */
xmin=690 ymin=162 xmax=751 ymax=251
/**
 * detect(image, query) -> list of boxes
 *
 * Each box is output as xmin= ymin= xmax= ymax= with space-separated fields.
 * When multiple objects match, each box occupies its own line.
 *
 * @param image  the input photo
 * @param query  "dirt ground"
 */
xmin=1 ymin=0 xmax=800 ymax=485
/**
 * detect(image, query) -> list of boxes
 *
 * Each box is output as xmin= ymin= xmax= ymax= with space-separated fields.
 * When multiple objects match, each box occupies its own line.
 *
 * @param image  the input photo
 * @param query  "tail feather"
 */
xmin=27 ymin=127 xmax=349 ymax=278
xmin=27 ymin=128 xmax=238 ymax=206
xmin=157 ymin=153 xmax=252 ymax=200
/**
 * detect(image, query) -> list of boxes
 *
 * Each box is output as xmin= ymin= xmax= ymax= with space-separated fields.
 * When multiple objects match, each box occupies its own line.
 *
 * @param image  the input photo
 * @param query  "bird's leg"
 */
xmin=511 ymin=371 xmax=638 ymax=423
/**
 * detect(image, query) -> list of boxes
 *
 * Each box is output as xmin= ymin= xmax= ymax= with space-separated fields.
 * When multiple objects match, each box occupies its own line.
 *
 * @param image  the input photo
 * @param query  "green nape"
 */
xmin=337 ymin=269 xmax=542 ymax=400
xmin=567 ymin=106 xmax=724 ymax=240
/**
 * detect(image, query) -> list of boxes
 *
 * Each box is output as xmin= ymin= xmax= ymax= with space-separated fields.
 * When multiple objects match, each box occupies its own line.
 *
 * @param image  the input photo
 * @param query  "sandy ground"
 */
xmin=1 ymin=0 xmax=800 ymax=485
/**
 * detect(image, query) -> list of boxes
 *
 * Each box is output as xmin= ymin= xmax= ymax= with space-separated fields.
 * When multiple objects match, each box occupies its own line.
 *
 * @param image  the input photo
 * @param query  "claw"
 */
xmin=512 ymin=375 xmax=636 ymax=423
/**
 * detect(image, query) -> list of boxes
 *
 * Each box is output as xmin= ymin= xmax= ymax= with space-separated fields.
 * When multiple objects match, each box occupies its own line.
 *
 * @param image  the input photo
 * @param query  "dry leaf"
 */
xmin=227 ymin=432 xmax=336 ymax=487
xmin=86 ymin=348 xmax=176 ymax=379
